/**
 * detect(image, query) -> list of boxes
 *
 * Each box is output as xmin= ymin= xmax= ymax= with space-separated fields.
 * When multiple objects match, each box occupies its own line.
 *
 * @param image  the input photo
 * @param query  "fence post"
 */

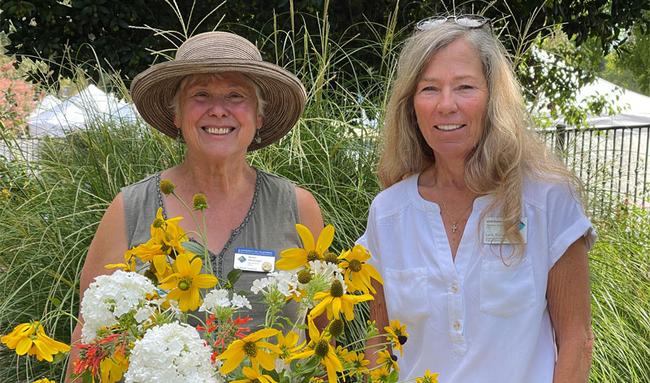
xmin=554 ymin=124 xmax=567 ymax=159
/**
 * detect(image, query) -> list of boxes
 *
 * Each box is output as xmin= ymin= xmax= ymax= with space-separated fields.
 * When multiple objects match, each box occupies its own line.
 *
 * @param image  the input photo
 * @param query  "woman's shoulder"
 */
xmin=257 ymin=169 xmax=293 ymax=186
xmin=522 ymin=174 xmax=582 ymax=211
xmin=370 ymin=174 xmax=418 ymax=213
xmin=255 ymin=169 xmax=296 ymax=198
xmin=121 ymin=172 xmax=161 ymax=195
xmin=120 ymin=172 xmax=162 ymax=228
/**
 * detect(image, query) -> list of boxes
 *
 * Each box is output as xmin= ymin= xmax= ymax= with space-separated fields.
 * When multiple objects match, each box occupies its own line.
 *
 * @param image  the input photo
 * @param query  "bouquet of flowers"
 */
xmin=2 ymin=179 xmax=438 ymax=383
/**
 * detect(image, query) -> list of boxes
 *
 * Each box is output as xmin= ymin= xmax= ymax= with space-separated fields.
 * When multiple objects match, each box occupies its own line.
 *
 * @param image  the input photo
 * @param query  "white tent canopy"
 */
xmin=27 ymin=84 xmax=139 ymax=137
xmin=573 ymin=78 xmax=650 ymax=128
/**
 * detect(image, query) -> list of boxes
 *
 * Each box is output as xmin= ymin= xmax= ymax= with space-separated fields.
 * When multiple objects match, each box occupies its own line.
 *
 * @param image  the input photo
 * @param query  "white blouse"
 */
xmin=359 ymin=174 xmax=595 ymax=382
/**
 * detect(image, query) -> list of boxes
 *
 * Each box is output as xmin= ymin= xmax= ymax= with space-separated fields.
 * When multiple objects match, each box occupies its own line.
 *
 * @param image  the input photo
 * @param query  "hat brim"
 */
xmin=130 ymin=59 xmax=307 ymax=151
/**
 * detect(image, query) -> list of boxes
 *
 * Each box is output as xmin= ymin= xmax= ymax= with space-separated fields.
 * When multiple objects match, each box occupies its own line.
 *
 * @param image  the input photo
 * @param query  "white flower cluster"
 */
xmin=308 ymin=260 xmax=341 ymax=283
xmin=199 ymin=288 xmax=251 ymax=312
xmin=124 ymin=322 xmax=220 ymax=383
xmin=80 ymin=270 xmax=156 ymax=342
xmin=250 ymin=270 xmax=299 ymax=296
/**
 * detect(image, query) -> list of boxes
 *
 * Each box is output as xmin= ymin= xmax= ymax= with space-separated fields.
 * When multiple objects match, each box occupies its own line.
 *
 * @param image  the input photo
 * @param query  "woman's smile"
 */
xmin=434 ymin=124 xmax=465 ymax=132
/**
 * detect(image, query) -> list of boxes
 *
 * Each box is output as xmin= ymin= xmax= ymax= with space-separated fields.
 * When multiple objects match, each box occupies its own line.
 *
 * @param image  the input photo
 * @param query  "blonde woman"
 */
xmin=361 ymin=16 xmax=594 ymax=382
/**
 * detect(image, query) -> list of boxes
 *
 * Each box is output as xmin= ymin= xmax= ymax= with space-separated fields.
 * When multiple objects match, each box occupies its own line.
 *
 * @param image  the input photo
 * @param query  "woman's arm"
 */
xmin=65 ymin=193 xmax=129 ymax=382
xmin=365 ymin=279 xmax=390 ymax=366
xmin=547 ymin=237 xmax=594 ymax=383
xmin=295 ymin=186 xmax=324 ymax=236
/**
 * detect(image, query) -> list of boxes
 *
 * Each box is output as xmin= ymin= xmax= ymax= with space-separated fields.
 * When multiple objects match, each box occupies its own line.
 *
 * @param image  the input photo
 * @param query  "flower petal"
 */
xmin=245 ymin=328 xmax=279 ymax=342
xmin=175 ymin=253 xmax=191 ymax=275
xmin=15 ymin=337 xmax=32 ymax=355
xmin=257 ymin=350 xmax=276 ymax=370
xmin=316 ymin=225 xmax=335 ymax=254
xmin=189 ymin=256 xmax=203 ymax=275
xmin=295 ymin=224 xmax=315 ymax=250
xmin=219 ymin=344 xmax=246 ymax=374
xmin=331 ymin=298 xmax=342 ymax=319
xmin=275 ymin=249 xmax=308 ymax=270
xmin=194 ymin=274 xmax=218 ymax=288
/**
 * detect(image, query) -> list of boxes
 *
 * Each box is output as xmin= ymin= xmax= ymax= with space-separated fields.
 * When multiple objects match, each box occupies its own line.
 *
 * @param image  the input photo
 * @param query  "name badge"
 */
xmin=234 ymin=247 xmax=276 ymax=273
xmin=483 ymin=217 xmax=527 ymax=244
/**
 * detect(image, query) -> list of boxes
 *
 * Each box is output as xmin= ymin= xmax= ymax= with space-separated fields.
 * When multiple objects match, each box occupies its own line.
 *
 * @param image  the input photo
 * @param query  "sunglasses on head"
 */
xmin=416 ymin=15 xmax=491 ymax=31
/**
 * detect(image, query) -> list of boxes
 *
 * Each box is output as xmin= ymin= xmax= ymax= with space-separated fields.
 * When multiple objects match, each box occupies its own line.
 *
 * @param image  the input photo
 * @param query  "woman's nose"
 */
xmin=208 ymin=97 xmax=229 ymax=117
xmin=436 ymin=89 xmax=458 ymax=114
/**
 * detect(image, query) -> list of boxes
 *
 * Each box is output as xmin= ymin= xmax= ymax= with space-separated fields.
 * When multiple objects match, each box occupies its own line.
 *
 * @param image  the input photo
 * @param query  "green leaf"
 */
xmin=182 ymin=240 xmax=206 ymax=256
xmin=226 ymin=269 xmax=243 ymax=289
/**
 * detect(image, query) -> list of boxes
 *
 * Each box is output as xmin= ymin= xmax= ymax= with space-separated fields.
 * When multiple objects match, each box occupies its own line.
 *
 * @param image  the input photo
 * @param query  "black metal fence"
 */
xmin=3 ymin=125 xmax=650 ymax=217
xmin=538 ymin=125 xmax=650 ymax=216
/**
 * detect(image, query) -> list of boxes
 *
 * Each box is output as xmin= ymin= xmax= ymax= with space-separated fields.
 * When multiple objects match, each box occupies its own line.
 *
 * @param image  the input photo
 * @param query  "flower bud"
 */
xmin=193 ymin=193 xmax=208 ymax=210
xmin=159 ymin=179 xmax=176 ymax=195
xmin=298 ymin=269 xmax=312 ymax=284
xmin=323 ymin=251 xmax=339 ymax=264
xmin=329 ymin=319 xmax=344 ymax=338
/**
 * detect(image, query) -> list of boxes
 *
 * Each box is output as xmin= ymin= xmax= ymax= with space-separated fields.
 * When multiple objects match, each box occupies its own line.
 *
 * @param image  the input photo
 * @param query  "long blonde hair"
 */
xmin=378 ymin=22 xmax=582 ymax=244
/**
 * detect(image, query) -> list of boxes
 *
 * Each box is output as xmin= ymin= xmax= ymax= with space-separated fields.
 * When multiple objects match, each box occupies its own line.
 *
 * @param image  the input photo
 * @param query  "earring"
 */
xmin=254 ymin=129 xmax=262 ymax=144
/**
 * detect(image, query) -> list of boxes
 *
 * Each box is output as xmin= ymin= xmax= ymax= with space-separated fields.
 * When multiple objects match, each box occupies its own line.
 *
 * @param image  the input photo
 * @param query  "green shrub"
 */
xmin=589 ymin=205 xmax=650 ymax=382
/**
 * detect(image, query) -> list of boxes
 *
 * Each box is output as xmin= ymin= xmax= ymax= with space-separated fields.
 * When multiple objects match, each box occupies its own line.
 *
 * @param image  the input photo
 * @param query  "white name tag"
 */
xmin=483 ymin=217 xmax=527 ymax=244
xmin=234 ymin=247 xmax=276 ymax=273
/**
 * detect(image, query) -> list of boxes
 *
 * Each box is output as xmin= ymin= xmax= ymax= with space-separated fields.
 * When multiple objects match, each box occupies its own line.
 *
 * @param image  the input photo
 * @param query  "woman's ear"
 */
xmin=256 ymin=114 xmax=263 ymax=129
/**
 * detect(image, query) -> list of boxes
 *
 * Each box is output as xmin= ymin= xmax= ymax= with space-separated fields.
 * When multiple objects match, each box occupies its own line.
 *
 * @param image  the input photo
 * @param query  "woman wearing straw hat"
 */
xmin=66 ymin=31 xmax=322 ymax=378
xmin=360 ymin=16 xmax=594 ymax=382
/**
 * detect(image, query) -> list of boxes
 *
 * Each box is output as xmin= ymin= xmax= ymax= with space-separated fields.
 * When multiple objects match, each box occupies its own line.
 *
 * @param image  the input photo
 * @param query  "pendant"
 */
xmin=451 ymin=222 xmax=458 ymax=233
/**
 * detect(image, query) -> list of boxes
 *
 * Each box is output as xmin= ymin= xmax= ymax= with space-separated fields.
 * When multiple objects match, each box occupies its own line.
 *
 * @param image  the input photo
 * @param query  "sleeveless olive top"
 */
xmin=121 ymin=169 xmax=302 ymax=328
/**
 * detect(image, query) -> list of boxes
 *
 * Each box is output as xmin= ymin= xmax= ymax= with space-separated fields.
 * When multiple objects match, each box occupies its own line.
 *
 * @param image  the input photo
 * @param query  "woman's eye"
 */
xmin=420 ymin=86 xmax=437 ymax=93
xmin=227 ymin=92 xmax=244 ymax=99
xmin=192 ymin=91 xmax=209 ymax=98
xmin=458 ymin=84 xmax=474 ymax=90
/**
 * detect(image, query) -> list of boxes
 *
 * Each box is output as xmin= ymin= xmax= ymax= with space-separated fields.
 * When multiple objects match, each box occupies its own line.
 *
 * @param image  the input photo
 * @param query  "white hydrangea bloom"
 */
xmin=80 ymin=270 xmax=156 ymax=342
xmin=124 ymin=322 xmax=220 ymax=383
xmin=199 ymin=289 xmax=231 ymax=312
xmin=230 ymin=293 xmax=251 ymax=310
xmin=134 ymin=306 xmax=155 ymax=324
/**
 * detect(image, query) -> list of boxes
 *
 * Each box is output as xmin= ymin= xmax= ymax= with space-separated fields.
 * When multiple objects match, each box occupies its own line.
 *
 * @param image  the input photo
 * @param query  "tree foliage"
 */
xmin=1 ymin=0 xmax=648 ymax=85
xmin=601 ymin=15 xmax=650 ymax=95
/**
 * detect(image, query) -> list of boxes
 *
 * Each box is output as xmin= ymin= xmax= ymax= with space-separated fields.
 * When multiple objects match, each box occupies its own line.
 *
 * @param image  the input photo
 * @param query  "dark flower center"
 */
xmin=315 ymin=340 xmax=329 ymax=358
xmin=330 ymin=280 xmax=344 ymax=297
xmin=348 ymin=259 xmax=362 ymax=272
xmin=244 ymin=341 xmax=257 ymax=357
xmin=329 ymin=319 xmax=344 ymax=338
xmin=307 ymin=250 xmax=320 ymax=261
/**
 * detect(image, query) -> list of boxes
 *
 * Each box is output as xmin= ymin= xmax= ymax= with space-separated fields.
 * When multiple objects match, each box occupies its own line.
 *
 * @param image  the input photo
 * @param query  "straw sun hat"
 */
xmin=131 ymin=31 xmax=307 ymax=151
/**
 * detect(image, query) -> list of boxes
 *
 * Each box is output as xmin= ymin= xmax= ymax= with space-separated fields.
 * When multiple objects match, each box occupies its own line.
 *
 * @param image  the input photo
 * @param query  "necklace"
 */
xmin=440 ymin=201 xmax=474 ymax=234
